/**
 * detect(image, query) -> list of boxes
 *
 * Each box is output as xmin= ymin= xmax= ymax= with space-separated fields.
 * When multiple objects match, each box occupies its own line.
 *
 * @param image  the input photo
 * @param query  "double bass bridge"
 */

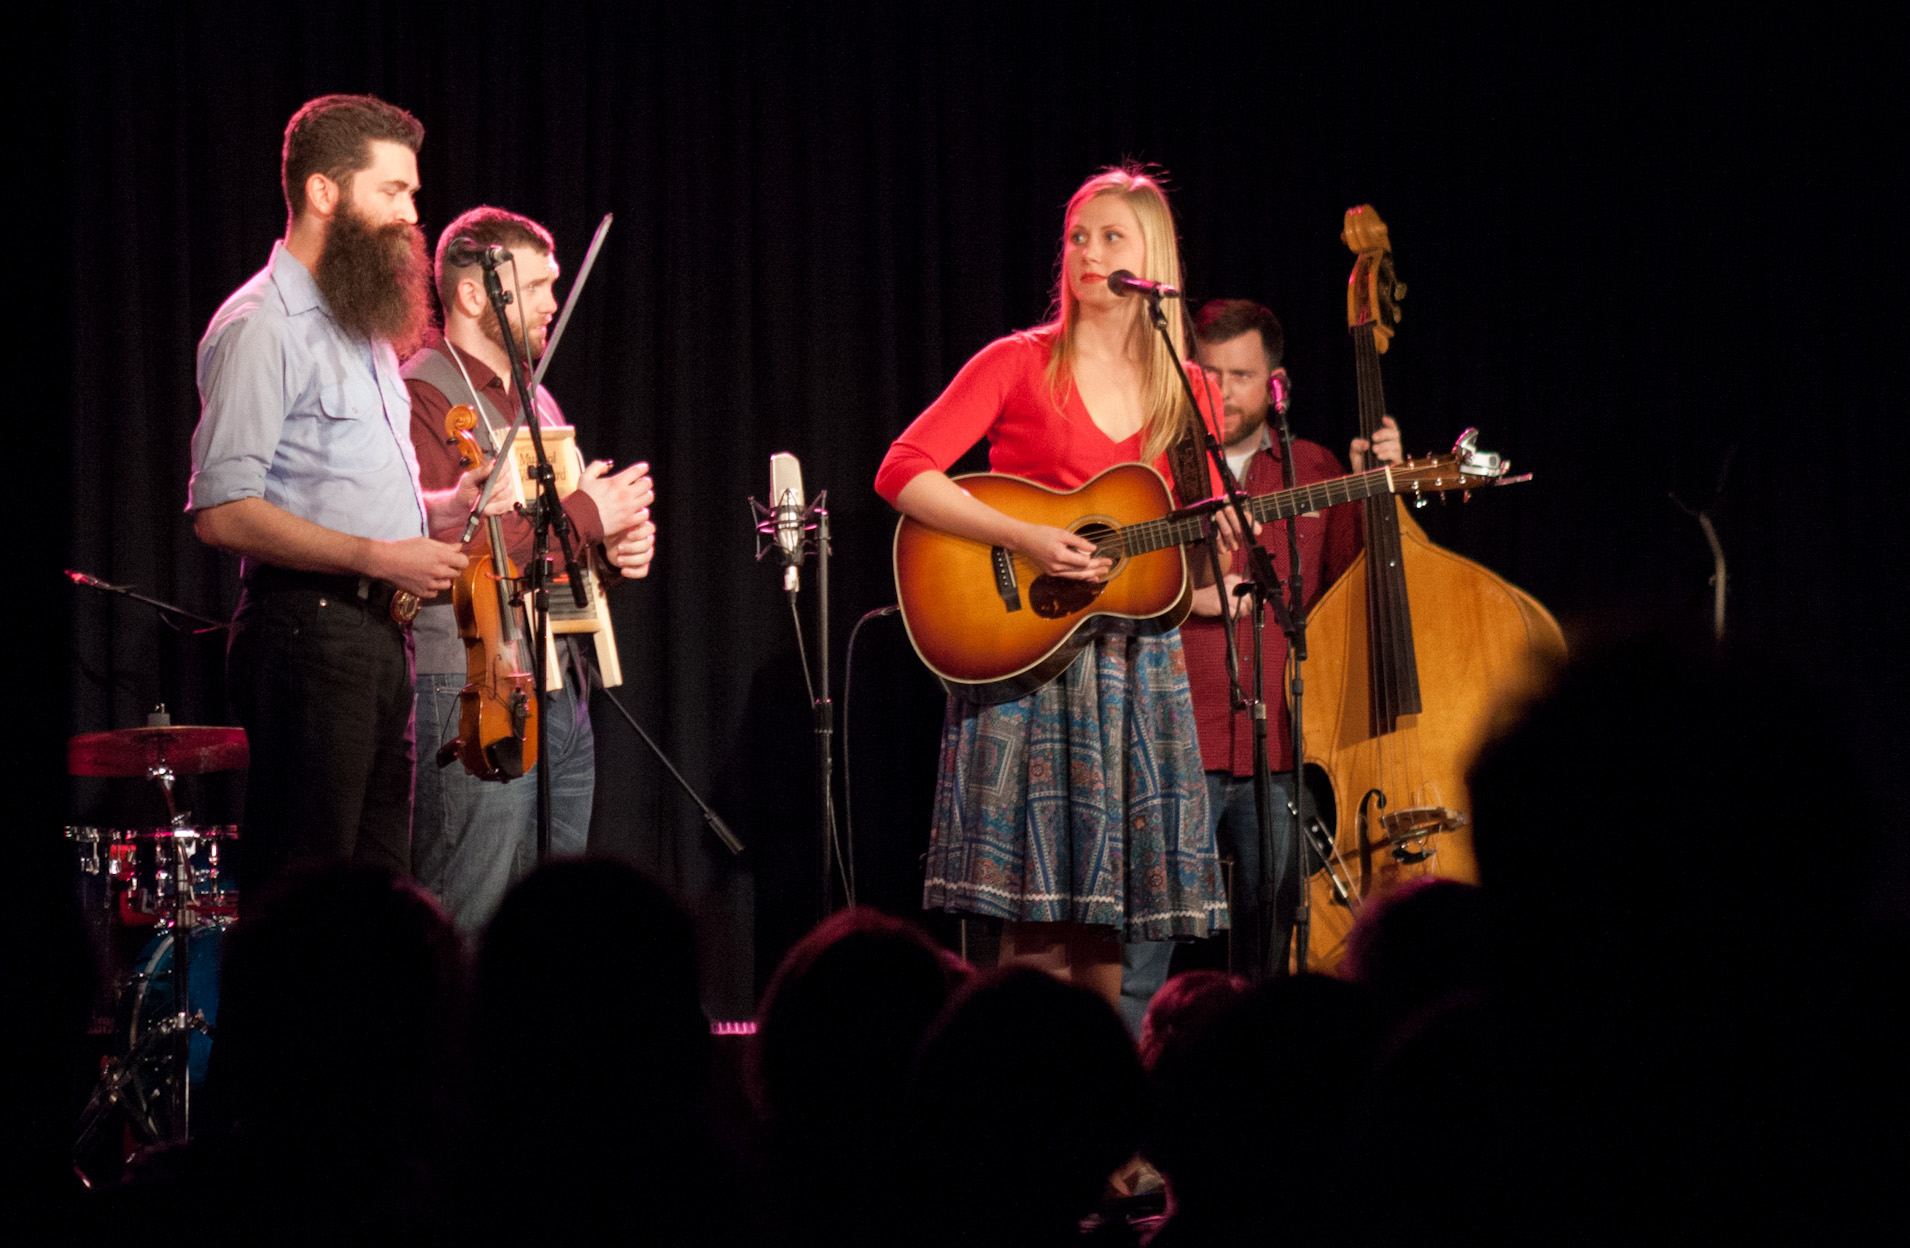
xmin=1377 ymin=805 xmax=1468 ymax=863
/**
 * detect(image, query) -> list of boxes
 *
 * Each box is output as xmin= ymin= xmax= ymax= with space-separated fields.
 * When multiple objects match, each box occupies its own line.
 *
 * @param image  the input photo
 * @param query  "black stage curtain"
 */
xmin=44 ymin=3 xmax=1904 ymax=1014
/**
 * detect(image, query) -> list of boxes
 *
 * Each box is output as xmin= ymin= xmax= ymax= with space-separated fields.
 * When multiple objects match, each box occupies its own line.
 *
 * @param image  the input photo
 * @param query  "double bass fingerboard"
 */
xmin=1353 ymin=327 xmax=1422 ymax=733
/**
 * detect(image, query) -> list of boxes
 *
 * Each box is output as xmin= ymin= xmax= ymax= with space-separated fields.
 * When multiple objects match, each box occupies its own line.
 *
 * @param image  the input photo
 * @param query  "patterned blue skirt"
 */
xmin=923 ymin=620 xmax=1227 ymax=941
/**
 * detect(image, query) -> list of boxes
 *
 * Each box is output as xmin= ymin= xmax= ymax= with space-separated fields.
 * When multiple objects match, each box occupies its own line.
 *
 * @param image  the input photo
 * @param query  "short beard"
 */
xmin=315 ymin=200 xmax=431 ymax=358
xmin=1224 ymin=406 xmax=1268 ymax=451
xmin=477 ymin=298 xmax=545 ymax=368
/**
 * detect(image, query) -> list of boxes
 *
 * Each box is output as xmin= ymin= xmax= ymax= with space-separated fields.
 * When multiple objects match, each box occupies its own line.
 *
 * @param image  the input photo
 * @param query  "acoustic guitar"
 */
xmin=893 ymin=443 xmax=1510 ymax=703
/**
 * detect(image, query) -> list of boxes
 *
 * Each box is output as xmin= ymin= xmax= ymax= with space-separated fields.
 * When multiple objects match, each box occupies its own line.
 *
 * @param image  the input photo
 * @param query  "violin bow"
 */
xmin=463 ymin=213 xmax=614 ymax=543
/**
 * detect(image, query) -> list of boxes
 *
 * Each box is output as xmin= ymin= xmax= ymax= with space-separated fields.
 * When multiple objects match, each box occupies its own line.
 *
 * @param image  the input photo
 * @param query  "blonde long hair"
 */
xmin=1042 ymin=165 xmax=1196 ymax=464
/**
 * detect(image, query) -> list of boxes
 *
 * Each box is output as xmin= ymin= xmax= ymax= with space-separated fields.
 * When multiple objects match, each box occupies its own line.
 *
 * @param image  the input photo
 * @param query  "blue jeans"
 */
xmin=412 ymin=670 xmax=596 ymax=933
xmin=1120 ymin=770 xmax=1299 ymax=1030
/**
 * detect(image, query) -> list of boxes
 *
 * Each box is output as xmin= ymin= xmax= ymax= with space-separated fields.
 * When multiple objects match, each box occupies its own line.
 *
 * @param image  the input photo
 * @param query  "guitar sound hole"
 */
xmin=1028 ymin=520 xmax=1121 ymax=619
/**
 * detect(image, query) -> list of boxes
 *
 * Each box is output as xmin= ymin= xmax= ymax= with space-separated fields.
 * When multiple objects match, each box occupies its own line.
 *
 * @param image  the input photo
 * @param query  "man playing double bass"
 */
xmin=189 ymin=95 xmax=504 ymax=904
xmin=403 ymin=207 xmax=657 ymax=933
xmin=1119 ymin=299 xmax=1402 ymax=1019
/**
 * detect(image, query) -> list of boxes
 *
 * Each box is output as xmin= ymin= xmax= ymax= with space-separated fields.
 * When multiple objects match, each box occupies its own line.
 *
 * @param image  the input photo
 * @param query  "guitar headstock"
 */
xmin=1344 ymin=204 xmax=1406 ymax=353
xmin=1386 ymin=429 xmax=1516 ymax=499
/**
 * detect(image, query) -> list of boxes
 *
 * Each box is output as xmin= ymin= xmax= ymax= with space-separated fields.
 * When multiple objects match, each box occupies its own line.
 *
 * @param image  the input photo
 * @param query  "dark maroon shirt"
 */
xmin=404 ymin=340 xmax=604 ymax=565
xmin=1180 ymin=435 xmax=1364 ymax=775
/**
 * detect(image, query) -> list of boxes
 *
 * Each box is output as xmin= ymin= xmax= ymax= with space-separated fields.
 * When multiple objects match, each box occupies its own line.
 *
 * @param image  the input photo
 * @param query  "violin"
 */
xmin=446 ymin=403 xmax=538 ymax=781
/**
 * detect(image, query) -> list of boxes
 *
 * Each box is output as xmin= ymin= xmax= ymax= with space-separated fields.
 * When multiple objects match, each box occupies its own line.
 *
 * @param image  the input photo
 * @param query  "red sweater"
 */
xmin=1180 ymin=436 xmax=1364 ymax=775
xmin=875 ymin=330 xmax=1225 ymax=503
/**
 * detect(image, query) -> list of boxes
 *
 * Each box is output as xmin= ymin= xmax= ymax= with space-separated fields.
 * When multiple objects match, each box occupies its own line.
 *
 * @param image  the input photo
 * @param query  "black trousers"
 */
xmin=227 ymin=575 xmax=415 ymax=908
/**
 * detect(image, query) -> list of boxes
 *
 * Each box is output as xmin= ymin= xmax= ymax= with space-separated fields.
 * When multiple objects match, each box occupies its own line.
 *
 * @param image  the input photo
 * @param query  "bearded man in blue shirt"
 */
xmin=189 ymin=94 xmax=501 ymax=903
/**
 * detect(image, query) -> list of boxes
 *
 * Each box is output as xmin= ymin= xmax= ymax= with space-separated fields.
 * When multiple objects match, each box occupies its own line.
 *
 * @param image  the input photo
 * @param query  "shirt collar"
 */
xmin=1230 ymin=425 xmax=1278 ymax=461
xmin=443 ymin=340 xmax=509 ymax=393
xmin=268 ymin=240 xmax=327 ymax=318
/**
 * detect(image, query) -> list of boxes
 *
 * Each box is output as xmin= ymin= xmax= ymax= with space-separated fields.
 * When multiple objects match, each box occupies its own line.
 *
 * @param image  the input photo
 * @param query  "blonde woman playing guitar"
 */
xmin=876 ymin=166 xmax=1246 ymax=1006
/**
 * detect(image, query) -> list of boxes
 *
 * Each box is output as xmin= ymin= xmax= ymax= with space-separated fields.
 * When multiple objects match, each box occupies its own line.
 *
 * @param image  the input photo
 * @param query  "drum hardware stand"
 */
xmin=144 ymin=706 xmax=193 ymax=830
xmin=72 ymin=994 xmax=215 ymax=1161
xmin=71 ymin=706 xmax=219 ymax=1167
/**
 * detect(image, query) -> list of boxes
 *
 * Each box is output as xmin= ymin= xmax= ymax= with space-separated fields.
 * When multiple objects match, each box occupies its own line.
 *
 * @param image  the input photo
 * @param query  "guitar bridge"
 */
xmin=990 ymin=546 xmax=1022 ymax=613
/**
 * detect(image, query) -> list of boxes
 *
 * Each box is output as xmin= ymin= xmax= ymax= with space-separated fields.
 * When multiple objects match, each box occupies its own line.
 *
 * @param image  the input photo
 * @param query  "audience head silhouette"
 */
xmin=908 ymin=966 xmax=1145 ymax=1247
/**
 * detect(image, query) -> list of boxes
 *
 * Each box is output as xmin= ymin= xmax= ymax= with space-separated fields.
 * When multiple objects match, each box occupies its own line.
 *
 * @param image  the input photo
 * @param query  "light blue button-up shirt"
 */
xmin=188 ymin=242 xmax=427 ymax=541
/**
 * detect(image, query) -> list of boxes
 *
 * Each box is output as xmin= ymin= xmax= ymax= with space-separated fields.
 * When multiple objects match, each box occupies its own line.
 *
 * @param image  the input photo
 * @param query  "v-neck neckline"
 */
xmin=1067 ymin=378 xmax=1144 ymax=448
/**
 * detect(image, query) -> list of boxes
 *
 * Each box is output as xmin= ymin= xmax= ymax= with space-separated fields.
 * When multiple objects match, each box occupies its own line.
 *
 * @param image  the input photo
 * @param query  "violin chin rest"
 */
xmin=486 ymin=737 xmax=526 ymax=781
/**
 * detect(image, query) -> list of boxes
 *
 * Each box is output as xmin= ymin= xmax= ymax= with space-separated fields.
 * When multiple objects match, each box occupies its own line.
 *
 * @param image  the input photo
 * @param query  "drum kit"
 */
xmin=67 ymin=707 xmax=247 ymax=1167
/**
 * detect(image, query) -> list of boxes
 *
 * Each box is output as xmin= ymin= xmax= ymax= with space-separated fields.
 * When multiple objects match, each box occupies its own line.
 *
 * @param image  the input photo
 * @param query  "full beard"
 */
xmin=315 ymin=202 xmax=431 ymax=358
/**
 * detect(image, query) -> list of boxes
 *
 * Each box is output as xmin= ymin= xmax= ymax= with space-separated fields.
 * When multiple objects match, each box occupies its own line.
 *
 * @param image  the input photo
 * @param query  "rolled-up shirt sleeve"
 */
xmin=188 ymin=306 xmax=296 ymax=512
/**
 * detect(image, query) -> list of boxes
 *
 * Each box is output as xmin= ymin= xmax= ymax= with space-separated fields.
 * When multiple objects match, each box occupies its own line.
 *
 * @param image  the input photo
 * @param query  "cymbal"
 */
xmin=68 ymin=726 xmax=249 ymax=777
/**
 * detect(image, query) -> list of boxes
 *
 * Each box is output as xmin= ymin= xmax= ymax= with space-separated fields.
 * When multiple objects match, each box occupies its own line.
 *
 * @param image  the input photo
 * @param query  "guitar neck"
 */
xmin=1124 ymin=466 xmax=1399 ymax=556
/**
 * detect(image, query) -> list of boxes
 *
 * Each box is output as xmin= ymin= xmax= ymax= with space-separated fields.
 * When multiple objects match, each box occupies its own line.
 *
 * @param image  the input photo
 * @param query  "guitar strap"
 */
xmin=1166 ymin=418 xmax=1209 ymax=511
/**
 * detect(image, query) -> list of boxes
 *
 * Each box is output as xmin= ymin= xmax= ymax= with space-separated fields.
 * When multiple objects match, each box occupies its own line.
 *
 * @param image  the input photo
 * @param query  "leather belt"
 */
xmin=243 ymin=565 xmax=416 ymax=628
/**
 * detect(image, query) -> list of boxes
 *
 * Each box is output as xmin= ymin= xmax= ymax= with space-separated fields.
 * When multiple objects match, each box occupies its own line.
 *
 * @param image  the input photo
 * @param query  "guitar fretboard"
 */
xmin=1098 ymin=466 xmax=1399 ymax=558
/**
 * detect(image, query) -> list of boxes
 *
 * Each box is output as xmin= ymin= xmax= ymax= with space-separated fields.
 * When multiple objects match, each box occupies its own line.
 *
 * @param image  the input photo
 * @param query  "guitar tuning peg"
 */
xmin=1393 ymin=281 xmax=1408 ymax=301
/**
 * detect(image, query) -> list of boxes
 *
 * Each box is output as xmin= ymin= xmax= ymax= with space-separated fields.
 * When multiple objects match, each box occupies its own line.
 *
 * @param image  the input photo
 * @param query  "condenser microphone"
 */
xmin=770 ymin=452 xmax=806 ymax=591
xmin=446 ymin=236 xmax=509 ymax=269
xmin=1107 ymin=269 xmax=1181 ymax=300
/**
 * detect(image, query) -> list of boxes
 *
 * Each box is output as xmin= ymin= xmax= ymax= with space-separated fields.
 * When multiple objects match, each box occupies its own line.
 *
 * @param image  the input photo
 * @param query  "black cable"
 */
xmin=842 ymin=604 xmax=901 ymax=907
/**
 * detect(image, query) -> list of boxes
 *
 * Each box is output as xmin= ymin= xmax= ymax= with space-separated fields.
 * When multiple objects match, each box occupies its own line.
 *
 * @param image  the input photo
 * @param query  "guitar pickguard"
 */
xmin=1028 ymin=575 xmax=1106 ymax=619
xmin=1028 ymin=519 xmax=1125 ymax=618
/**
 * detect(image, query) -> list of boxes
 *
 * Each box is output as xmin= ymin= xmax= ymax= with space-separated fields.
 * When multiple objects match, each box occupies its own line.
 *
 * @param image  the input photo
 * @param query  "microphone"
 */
xmin=1268 ymin=368 xmax=1292 ymax=416
xmin=446 ymin=236 xmax=509 ymax=269
xmin=770 ymin=452 xmax=806 ymax=591
xmin=1107 ymin=270 xmax=1181 ymax=301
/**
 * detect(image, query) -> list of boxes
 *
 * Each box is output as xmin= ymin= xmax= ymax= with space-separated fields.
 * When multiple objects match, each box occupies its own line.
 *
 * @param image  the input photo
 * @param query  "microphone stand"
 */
xmin=593 ymin=682 xmax=745 ymax=855
xmin=1269 ymin=389 xmax=1312 ymax=975
xmin=473 ymin=249 xmax=589 ymax=864
xmin=752 ymin=491 xmax=843 ymax=917
xmin=1137 ymin=293 xmax=1294 ymax=982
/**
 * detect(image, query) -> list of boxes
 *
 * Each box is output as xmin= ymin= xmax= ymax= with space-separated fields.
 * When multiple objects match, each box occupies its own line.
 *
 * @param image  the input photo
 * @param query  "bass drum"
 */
xmin=116 ymin=920 xmax=228 ymax=1141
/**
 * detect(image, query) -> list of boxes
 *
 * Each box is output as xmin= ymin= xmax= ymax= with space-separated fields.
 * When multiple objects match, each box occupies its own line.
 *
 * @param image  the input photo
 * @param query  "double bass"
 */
xmin=1294 ymin=205 xmax=1565 ymax=971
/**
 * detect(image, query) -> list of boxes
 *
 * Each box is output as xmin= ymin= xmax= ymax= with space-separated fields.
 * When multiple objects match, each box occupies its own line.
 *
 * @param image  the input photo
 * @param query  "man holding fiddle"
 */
xmin=403 ymin=206 xmax=656 ymax=933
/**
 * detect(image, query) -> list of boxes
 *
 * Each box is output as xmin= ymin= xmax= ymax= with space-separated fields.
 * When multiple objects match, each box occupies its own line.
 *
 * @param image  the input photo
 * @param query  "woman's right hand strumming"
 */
xmin=895 ymin=470 xmax=1113 ymax=582
xmin=1016 ymin=523 xmax=1111 ymax=581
